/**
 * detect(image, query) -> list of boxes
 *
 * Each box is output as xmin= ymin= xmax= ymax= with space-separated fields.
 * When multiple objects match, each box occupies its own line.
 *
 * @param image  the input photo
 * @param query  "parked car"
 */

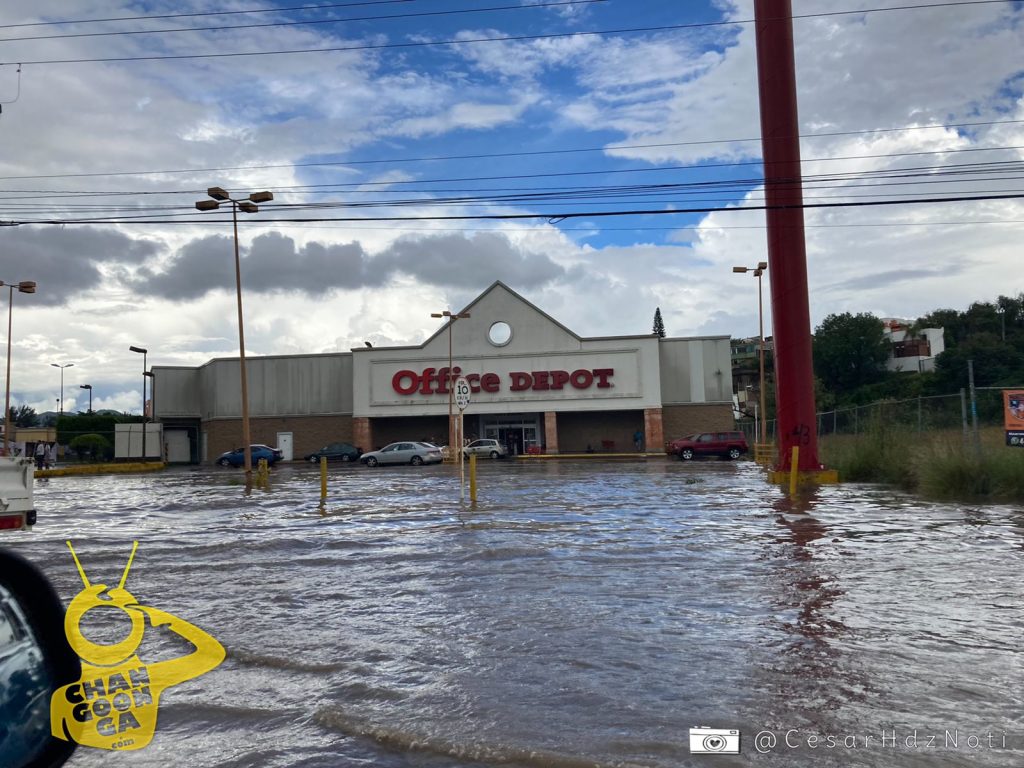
xmin=216 ymin=444 xmax=284 ymax=467
xmin=462 ymin=438 xmax=508 ymax=459
xmin=669 ymin=431 xmax=749 ymax=461
xmin=360 ymin=442 xmax=443 ymax=467
xmin=303 ymin=442 xmax=361 ymax=463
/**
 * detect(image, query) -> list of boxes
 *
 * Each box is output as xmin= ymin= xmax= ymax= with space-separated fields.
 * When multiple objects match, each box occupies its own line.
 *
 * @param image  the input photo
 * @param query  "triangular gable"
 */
xmin=420 ymin=281 xmax=583 ymax=356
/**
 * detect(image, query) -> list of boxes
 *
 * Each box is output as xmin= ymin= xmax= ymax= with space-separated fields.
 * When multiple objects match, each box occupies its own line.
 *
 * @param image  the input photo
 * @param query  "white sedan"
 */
xmin=360 ymin=442 xmax=443 ymax=467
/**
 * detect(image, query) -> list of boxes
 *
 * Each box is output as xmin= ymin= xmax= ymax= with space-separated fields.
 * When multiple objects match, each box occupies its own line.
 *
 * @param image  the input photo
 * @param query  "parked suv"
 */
xmin=669 ymin=431 xmax=749 ymax=461
xmin=463 ymin=438 xmax=508 ymax=459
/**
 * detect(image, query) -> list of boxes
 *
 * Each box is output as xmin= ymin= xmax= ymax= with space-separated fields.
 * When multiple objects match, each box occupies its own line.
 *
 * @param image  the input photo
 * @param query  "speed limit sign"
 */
xmin=454 ymin=376 xmax=471 ymax=410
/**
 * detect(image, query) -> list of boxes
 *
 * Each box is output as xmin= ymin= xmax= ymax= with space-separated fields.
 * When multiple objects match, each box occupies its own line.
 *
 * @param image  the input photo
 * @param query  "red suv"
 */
xmin=669 ymin=431 xmax=749 ymax=461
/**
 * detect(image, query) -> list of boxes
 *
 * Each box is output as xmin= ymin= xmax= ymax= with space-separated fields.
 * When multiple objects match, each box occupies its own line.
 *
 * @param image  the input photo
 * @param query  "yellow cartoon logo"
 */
xmin=50 ymin=541 xmax=225 ymax=751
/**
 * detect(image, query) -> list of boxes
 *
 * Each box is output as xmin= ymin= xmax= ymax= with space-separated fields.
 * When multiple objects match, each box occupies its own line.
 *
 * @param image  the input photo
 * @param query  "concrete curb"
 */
xmin=35 ymin=462 xmax=167 ymax=478
xmin=514 ymin=452 xmax=669 ymax=460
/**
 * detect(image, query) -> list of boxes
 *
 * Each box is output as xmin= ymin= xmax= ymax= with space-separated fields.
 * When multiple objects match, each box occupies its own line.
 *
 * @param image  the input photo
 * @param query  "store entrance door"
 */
xmin=482 ymin=414 xmax=541 ymax=455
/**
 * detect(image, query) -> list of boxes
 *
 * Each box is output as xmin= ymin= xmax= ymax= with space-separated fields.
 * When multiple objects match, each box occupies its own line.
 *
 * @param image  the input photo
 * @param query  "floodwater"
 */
xmin=5 ymin=459 xmax=1023 ymax=767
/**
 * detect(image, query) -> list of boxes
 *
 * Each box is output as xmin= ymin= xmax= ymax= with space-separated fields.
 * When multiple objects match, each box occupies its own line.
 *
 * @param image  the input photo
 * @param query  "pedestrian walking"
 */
xmin=633 ymin=429 xmax=644 ymax=452
xmin=45 ymin=443 xmax=56 ymax=469
xmin=34 ymin=441 xmax=46 ymax=470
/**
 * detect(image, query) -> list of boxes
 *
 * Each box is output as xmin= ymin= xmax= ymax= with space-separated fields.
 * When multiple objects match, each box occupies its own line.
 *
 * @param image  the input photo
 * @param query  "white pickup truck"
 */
xmin=0 ymin=456 xmax=35 ymax=531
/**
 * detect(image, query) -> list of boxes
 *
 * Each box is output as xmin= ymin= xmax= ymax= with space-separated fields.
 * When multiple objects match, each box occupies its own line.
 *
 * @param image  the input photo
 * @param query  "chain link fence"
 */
xmin=737 ymin=388 xmax=1010 ymax=444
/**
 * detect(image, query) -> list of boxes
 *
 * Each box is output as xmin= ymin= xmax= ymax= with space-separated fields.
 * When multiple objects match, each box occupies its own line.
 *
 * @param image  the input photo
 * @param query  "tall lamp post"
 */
xmin=196 ymin=187 xmax=273 ymax=479
xmin=79 ymin=384 xmax=93 ymax=413
xmin=51 ymin=362 xmax=74 ymax=415
xmin=430 ymin=309 xmax=471 ymax=456
xmin=733 ymin=262 xmax=769 ymax=450
xmin=129 ymin=346 xmax=147 ymax=461
xmin=2 ymin=280 xmax=35 ymax=455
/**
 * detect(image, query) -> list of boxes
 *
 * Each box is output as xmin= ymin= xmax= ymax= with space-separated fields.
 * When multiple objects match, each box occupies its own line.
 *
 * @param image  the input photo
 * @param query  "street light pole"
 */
xmin=129 ymin=346 xmax=147 ymax=461
xmin=50 ymin=362 xmax=74 ymax=415
xmin=733 ymin=262 xmax=769 ymax=447
xmin=1 ymin=280 xmax=35 ymax=455
xmin=196 ymin=187 xmax=273 ymax=480
xmin=431 ymin=309 xmax=471 ymax=456
xmin=79 ymin=384 xmax=92 ymax=413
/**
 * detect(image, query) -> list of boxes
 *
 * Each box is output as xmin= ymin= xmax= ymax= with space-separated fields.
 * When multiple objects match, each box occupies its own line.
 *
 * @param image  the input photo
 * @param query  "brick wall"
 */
xmin=661 ymin=404 xmax=735 ymax=449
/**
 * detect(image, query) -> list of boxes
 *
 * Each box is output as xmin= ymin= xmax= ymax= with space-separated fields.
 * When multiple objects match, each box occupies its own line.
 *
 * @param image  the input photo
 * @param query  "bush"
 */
xmin=69 ymin=433 xmax=112 ymax=461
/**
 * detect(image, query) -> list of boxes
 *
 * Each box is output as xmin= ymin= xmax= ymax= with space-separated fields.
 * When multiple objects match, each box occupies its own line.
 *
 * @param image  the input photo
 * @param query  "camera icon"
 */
xmin=689 ymin=727 xmax=741 ymax=754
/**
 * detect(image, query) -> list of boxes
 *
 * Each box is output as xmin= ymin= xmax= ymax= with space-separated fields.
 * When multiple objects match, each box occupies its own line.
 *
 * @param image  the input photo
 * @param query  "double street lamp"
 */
xmin=733 ymin=262 xmax=768 ymax=447
xmin=79 ymin=384 xmax=93 ymax=413
xmin=2 ymin=280 xmax=35 ymax=455
xmin=195 ymin=186 xmax=273 ymax=479
xmin=51 ymin=362 xmax=74 ymax=415
xmin=129 ymin=346 xmax=148 ymax=461
xmin=430 ymin=309 xmax=471 ymax=455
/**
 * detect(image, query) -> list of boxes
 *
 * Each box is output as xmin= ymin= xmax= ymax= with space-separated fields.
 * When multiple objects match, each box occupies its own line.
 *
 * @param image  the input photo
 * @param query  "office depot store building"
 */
xmin=153 ymin=283 xmax=734 ymax=462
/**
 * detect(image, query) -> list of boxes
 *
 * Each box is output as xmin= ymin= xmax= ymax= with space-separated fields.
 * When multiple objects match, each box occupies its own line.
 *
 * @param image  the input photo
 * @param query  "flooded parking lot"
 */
xmin=5 ymin=459 xmax=1023 ymax=767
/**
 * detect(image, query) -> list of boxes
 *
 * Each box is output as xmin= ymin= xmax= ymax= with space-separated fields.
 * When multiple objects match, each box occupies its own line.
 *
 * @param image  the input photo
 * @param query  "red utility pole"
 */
xmin=753 ymin=0 xmax=825 ymax=473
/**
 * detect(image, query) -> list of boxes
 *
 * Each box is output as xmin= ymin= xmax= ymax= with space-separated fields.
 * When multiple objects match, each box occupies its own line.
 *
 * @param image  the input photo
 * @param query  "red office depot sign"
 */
xmin=392 ymin=366 xmax=614 ymax=396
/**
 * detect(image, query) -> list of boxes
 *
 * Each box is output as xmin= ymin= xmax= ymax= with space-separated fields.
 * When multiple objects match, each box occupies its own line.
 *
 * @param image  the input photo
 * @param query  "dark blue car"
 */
xmin=216 ymin=444 xmax=283 ymax=467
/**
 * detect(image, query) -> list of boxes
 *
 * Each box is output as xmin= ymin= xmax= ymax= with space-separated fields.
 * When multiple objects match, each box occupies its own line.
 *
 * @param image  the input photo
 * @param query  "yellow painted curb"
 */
xmin=35 ymin=462 xmax=167 ymax=478
xmin=515 ymin=452 xmax=668 ymax=460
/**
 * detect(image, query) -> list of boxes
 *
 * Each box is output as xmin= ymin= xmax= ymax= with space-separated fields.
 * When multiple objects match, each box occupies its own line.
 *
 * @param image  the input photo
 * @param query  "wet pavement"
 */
xmin=4 ymin=459 xmax=1023 ymax=767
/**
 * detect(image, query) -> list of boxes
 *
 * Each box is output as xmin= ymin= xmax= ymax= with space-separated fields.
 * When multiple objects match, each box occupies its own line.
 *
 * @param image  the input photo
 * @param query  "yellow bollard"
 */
xmin=789 ymin=446 xmax=799 ymax=496
xmin=469 ymin=453 xmax=477 ymax=503
xmin=320 ymin=456 xmax=327 ymax=502
xmin=257 ymin=457 xmax=269 ymax=487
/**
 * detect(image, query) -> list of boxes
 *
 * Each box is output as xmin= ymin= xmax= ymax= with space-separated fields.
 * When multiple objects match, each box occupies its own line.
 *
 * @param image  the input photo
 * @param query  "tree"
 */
xmin=8 ymin=405 xmax=36 ymax=428
xmin=652 ymin=307 xmax=666 ymax=338
xmin=812 ymin=312 xmax=890 ymax=393
xmin=933 ymin=333 xmax=1024 ymax=391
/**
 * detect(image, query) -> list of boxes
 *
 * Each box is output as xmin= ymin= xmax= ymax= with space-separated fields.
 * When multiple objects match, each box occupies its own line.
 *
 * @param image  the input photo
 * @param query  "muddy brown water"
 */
xmin=5 ymin=459 xmax=1023 ymax=767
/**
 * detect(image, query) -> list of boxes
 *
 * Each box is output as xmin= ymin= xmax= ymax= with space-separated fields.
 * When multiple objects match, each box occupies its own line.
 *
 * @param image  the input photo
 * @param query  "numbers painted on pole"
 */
xmin=454 ymin=377 xmax=471 ymax=410
xmin=790 ymin=423 xmax=810 ymax=446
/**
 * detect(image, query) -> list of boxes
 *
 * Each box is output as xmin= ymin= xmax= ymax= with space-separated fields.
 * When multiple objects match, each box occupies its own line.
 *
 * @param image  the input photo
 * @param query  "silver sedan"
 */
xmin=360 ymin=442 xmax=444 ymax=467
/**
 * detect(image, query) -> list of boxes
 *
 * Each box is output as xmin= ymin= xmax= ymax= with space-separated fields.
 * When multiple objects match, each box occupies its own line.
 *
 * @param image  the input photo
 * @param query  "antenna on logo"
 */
xmin=66 ymin=540 xmax=91 ymax=588
xmin=118 ymin=541 xmax=139 ymax=589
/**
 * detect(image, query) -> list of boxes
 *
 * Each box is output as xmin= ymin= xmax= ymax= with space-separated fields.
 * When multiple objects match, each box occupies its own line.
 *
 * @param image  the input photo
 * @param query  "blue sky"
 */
xmin=0 ymin=0 xmax=1022 ymax=414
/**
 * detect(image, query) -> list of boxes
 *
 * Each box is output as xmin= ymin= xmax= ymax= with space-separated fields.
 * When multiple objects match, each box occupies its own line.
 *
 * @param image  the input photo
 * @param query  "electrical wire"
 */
xmin=5 ymin=191 xmax=1022 ymax=225
xmin=0 ymin=1 xmax=607 ymax=44
xmin=1 ymin=1 xmax=1014 ymax=66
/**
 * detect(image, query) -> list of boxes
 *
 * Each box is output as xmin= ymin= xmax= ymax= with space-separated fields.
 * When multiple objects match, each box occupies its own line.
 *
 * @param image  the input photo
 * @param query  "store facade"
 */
xmin=153 ymin=283 xmax=734 ymax=462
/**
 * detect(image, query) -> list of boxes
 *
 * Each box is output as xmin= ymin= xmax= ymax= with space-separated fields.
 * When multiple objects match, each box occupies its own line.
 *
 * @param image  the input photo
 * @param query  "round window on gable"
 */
xmin=487 ymin=321 xmax=512 ymax=347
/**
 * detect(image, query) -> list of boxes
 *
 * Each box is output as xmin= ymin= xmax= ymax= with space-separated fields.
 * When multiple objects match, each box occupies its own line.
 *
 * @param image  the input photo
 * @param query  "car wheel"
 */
xmin=680 ymin=448 xmax=694 ymax=461
xmin=727 ymin=448 xmax=741 ymax=460
xmin=217 ymin=458 xmax=231 ymax=467
xmin=366 ymin=457 xmax=378 ymax=467
xmin=341 ymin=454 xmax=351 ymax=462
xmin=489 ymin=450 xmax=499 ymax=459
xmin=410 ymin=455 xmax=423 ymax=466
xmin=308 ymin=455 xmax=319 ymax=463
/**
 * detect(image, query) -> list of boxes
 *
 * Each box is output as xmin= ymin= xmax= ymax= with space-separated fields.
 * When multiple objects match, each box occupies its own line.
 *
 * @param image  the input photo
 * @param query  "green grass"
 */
xmin=820 ymin=425 xmax=1024 ymax=503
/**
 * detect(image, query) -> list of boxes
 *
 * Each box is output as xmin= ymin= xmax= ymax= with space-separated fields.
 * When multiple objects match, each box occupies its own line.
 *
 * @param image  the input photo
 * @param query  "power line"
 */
xmin=0 ymin=1 xmax=607 ymax=44
xmin=0 ymin=133 xmax=1020 ymax=184
xmin=0 ymin=0 xmax=415 ymax=29
xmin=8 ymin=191 xmax=1024 ymax=225
xmin=1 ymin=1 xmax=1012 ymax=66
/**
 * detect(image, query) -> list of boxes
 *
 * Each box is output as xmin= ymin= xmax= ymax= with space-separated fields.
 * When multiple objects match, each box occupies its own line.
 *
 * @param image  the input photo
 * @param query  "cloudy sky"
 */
xmin=0 ymin=0 xmax=1021 ymax=415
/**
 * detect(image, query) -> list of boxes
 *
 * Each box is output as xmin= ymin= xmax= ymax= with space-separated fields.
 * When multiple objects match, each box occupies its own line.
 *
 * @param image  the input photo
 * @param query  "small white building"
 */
xmin=882 ymin=319 xmax=945 ymax=373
